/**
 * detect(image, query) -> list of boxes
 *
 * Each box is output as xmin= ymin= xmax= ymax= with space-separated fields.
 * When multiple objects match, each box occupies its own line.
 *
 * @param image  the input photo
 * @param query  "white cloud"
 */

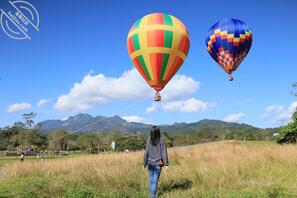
xmin=37 ymin=99 xmax=50 ymax=107
xmin=223 ymin=113 xmax=245 ymax=123
xmin=62 ymin=117 xmax=69 ymax=121
xmin=161 ymin=75 xmax=199 ymax=101
xmin=122 ymin=115 xmax=153 ymax=124
xmin=54 ymin=68 xmax=200 ymax=112
xmin=161 ymin=98 xmax=215 ymax=113
xmin=288 ymin=101 xmax=297 ymax=114
xmin=263 ymin=101 xmax=297 ymax=125
xmin=260 ymin=113 xmax=269 ymax=119
xmin=237 ymin=99 xmax=254 ymax=105
xmin=146 ymin=103 xmax=158 ymax=113
xmin=266 ymin=105 xmax=285 ymax=114
xmin=55 ymin=69 xmax=150 ymax=112
xmin=6 ymin=103 xmax=32 ymax=113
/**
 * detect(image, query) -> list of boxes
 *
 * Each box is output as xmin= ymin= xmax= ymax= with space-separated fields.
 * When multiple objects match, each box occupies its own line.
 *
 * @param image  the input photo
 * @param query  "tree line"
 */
xmin=0 ymin=112 xmax=284 ymax=154
xmin=1 ymin=110 xmax=297 ymax=153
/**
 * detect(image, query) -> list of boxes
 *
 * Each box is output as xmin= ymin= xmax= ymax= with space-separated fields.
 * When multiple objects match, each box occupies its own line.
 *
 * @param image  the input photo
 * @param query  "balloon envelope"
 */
xmin=127 ymin=13 xmax=190 ymax=92
xmin=206 ymin=18 xmax=252 ymax=77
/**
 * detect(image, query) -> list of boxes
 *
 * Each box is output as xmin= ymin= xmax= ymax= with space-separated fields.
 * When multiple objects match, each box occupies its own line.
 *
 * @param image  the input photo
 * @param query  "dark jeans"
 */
xmin=148 ymin=164 xmax=162 ymax=198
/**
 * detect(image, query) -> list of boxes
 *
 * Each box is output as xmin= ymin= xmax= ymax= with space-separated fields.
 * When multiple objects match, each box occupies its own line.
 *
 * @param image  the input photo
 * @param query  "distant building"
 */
xmin=17 ymin=145 xmax=37 ymax=155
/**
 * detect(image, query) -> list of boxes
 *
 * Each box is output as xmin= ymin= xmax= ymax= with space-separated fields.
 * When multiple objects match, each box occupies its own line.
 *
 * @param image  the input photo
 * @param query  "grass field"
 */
xmin=0 ymin=141 xmax=297 ymax=198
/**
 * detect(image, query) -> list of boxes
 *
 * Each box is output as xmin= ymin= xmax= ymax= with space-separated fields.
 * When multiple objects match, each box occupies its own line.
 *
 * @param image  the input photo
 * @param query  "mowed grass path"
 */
xmin=0 ymin=141 xmax=297 ymax=198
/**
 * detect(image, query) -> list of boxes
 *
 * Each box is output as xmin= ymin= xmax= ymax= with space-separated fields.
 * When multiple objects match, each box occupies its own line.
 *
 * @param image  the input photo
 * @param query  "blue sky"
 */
xmin=0 ymin=0 xmax=297 ymax=128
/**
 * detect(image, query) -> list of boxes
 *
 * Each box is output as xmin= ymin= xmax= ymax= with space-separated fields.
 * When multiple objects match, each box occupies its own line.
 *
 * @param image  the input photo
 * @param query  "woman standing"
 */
xmin=143 ymin=126 xmax=169 ymax=198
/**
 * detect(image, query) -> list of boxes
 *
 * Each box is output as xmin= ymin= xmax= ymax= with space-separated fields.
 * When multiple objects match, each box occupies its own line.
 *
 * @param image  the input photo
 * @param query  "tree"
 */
xmin=12 ymin=121 xmax=26 ymax=130
xmin=0 ymin=128 xmax=12 ymax=150
xmin=48 ymin=130 xmax=71 ymax=151
xmin=223 ymin=129 xmax=235 ymax=140
xmin=11 ymin=112 xmax=37 ymax=130
xmin=4 ymin=113 xmax=47 ymax=151
xmin=26 ymin=129 xmax=48 ymax=148
xmin=277 ymin=112 xmax=297 ymax=144
xmin=162 ymin=132 xmax=174 ymax=147
xmin=23 ymin=112 xmax=37 ymax=129
xmin=115 ymin=135 xmax=146 ymax=151
xmin=76 ymin=133 xmax=101 ymax=153
xmin=293 ymin=111 xmax=297 ymax=120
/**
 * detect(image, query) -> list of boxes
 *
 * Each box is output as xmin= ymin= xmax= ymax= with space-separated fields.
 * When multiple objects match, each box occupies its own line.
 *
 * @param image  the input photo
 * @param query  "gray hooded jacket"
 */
xmin=143 ymin=138 xmax=168 ymax=166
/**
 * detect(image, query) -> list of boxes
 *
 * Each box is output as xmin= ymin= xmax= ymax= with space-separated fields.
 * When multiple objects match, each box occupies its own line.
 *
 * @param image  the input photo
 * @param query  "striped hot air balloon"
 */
xmin=206 ymin=19 xmax=252 ymax=81
xmin=127 ymin=13 xmax=190 ymax=101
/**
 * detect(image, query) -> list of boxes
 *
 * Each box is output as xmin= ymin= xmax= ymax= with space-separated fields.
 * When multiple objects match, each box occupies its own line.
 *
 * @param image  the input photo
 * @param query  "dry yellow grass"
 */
xmin=1 ymin=141 xmax=297 ymax=197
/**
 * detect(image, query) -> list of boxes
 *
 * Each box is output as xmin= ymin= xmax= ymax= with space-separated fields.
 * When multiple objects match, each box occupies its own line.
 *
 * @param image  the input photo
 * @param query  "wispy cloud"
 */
xmin=223 ymin=113 xmax=245 ymax=123
xmin=146 ymin=103 xmax=158 ymax=113
xmin=6 ymin=103 xmax=32 ymax=113
xmin=122 ymin=115 xmax=153 ymax=124
xmin=237 ymin=99 xmax=254 ymax=105
xmin=161 ymin=98 xmax=215 ymax=113
xmin=37 ymin=99 xmax=50 ymax=107
xmin=262 ymin=101 xmax=297 ymax=125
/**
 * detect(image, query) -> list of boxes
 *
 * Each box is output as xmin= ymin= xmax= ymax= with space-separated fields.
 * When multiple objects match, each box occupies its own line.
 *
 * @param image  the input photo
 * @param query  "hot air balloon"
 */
xmin=127 ymin=13 xmax=190 ymax=101
xmin=206 ymin=18 xmax=252 ymax=81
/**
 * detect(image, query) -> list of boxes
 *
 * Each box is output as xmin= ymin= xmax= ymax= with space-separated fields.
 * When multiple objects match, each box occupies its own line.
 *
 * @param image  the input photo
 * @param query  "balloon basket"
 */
xmin=154 ymin=92 xmax=161 ymax=101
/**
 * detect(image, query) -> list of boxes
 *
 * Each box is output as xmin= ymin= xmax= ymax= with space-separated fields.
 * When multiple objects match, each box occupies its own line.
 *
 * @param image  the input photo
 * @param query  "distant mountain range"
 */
xmin=37 ymin=114 xmax=151 ymax=133
xmin=37 ymin=113 xmax=262 ymax=134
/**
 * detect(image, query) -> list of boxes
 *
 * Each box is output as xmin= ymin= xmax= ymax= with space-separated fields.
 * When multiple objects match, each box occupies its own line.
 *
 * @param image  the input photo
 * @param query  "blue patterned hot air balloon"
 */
xmin=206 ymin=19 xmax=252 ymax=81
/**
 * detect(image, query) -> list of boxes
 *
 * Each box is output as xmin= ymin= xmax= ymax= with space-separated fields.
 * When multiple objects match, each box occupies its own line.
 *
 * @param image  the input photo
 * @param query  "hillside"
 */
xmin=37 ymin=114 xmax=152 ymax=133
xmin=161 ymin=119 xmax=257 ymax=134
xmin=37 ymin=113 xmax=260 ymax=133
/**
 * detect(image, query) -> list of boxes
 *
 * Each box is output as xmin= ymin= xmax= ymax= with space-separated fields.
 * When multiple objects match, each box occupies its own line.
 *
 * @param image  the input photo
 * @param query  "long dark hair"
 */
xmin=150 ymin=126 xmax=161 ymax=146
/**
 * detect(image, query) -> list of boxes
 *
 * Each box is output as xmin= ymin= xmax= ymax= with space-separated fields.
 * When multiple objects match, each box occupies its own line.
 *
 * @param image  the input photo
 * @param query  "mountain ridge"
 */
xmin=37 ymin=113 xmax=263 ymax=134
